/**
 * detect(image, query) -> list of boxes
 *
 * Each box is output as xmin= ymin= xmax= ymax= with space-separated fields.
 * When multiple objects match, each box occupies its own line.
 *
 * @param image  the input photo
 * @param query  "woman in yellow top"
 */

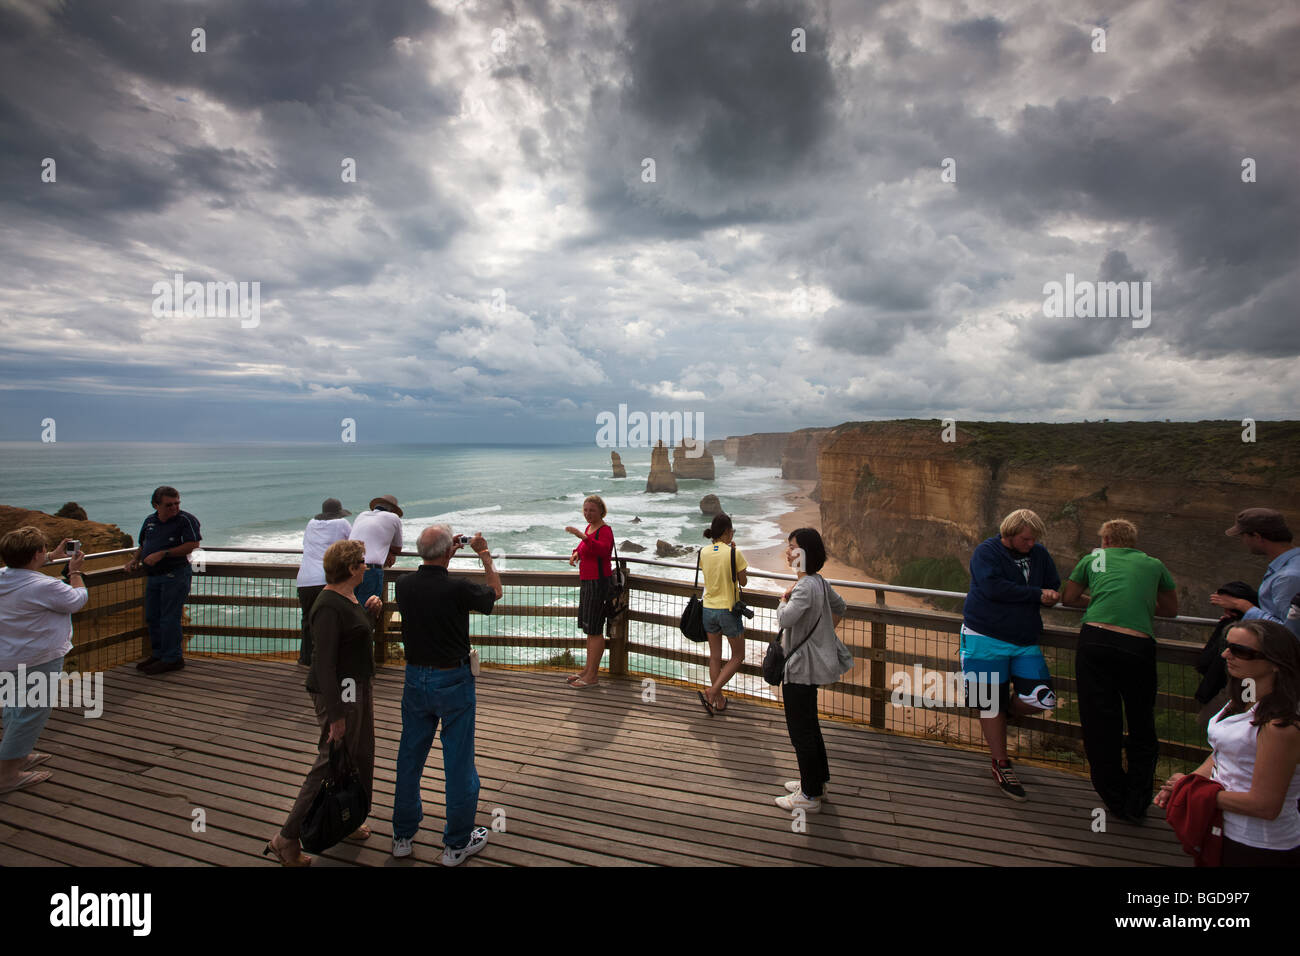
xmin=698 ymin=513 xmax=748 ymax=714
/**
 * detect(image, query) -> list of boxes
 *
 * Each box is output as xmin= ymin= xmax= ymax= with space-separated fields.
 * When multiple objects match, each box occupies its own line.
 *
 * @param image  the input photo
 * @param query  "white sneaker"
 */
xmin=784 ymin=780 xmax=829 ymax=800
xmin=442 ymin=826 xmax=489 ymax=866
xmin=392 ymin=836 xmax=413 ymax=858
xmin=775 ymin=791 xmax=822 ymax=812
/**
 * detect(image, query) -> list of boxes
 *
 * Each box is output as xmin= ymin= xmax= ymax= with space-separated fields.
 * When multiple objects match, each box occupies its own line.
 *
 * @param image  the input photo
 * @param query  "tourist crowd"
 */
xmin=1 ymin=484 xmax=1297 ymax=868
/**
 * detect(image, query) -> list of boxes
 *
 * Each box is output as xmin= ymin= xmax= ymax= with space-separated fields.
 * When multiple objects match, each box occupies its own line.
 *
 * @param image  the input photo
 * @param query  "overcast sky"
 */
xmin=1 ymin=0 xmax=1296 ymax=444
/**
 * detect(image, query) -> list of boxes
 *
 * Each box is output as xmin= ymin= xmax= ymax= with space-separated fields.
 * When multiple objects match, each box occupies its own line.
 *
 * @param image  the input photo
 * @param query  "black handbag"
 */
xmin=602 ymin=536 xmax=627 ymax=623
xmin=679 ymin=550 xmax=707 ymax=643
xmin=299 ymin=741 xmax=371 ymax=853
xmin=763 ymin=577 xmax=826 ymax=685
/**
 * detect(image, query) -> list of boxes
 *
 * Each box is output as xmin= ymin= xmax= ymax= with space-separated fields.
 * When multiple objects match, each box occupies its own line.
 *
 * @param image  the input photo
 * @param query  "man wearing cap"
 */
xmin=349 ymin=495 xmax=405 ymax=619
xmin=1212 ymin=509 xmax=1300 ymax=640
xmin=294 ymin=498 xmax=352 ymax=666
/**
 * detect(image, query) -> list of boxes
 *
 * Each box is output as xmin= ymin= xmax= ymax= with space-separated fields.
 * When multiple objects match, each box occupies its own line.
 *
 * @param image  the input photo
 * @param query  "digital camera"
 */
xmin=732 ymin=601 xmax=754 ymax=620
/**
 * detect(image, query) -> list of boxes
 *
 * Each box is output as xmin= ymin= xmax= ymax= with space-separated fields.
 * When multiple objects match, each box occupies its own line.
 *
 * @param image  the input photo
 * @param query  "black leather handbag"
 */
xmin=602 ymin=536 xmax=627 ymax=624
xmin=679 ymin=550 xmax=707 ymax=643
xmin=299 ymin=742 xmax=371 ymax=853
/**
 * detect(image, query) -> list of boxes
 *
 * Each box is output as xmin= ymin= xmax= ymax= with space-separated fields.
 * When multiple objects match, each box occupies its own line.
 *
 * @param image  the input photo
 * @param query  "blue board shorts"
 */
xmin=959 ymin=625 xmax=1057 ymax=716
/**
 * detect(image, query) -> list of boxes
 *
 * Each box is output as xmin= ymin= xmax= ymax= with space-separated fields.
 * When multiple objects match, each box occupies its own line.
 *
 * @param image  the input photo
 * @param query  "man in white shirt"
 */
xmin=295 ymin=498 xmax=352 ymax=665
xmin=349 ymin=494 xmax=405 ymax=621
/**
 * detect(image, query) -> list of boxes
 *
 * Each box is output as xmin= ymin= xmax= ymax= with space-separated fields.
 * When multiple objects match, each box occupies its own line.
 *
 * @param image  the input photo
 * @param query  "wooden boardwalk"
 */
xmin=0 ymin=660 xmax=1189 ymax=867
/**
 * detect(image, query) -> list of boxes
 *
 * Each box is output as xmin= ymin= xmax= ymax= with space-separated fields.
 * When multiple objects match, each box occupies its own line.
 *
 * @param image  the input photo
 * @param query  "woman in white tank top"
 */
xmin=1154 ymin=620 xmax=1300 ymax=865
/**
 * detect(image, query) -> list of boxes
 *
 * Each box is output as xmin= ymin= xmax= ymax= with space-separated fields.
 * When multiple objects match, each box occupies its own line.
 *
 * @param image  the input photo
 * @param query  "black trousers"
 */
xmin=1075 ymin=624 xmax=1158 ymax=819
xmin=297 ymin=585 xmax=324 ymax=664
xmin=783 ymin=683 xmax=828 ymax=798
xmin=1221 ymin=835 xmax=1300 ymax=867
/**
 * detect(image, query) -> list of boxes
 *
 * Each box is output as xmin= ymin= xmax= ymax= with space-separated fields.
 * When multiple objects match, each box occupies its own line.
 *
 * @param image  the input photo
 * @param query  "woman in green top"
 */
xmin=266 ymin=538 xmax=383 ymax=866
xmin=1061 ymin=519 xmax=1178 ymax=823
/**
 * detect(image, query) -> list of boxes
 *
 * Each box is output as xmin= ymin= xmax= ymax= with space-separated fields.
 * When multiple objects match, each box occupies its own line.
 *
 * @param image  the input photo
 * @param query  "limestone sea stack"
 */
xmin=620 ymin=540 xmax=647 ymax=553
xmin=700 ymin=494 xmax=722 ymax=515
xmin=611 ymin=451 xmax=627 ymax=478
xmin=672 ymin=439 xmax=715 ymax=480
xmin=645 ymin=441 xmax=678 ymax=493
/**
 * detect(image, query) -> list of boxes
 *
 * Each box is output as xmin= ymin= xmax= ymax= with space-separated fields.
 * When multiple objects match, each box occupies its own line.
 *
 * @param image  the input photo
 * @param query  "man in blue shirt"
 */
xmin=124 ymin=486 xmax=202 ymax=674
xmin=961 ymin=508 xmax=1061 ymax=801
xmin=1211 ymin=509 xmax=1300 ymax=640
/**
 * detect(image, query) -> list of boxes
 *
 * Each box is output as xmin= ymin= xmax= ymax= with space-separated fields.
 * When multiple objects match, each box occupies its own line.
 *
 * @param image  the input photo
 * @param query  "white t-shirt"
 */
xmin=1209 ymin=703 xmax=1300 ymax=850
xmin=349 ymin=510 xmax=404 ymax=565
xmin=295 ymin=518 xmax=352 ymax=587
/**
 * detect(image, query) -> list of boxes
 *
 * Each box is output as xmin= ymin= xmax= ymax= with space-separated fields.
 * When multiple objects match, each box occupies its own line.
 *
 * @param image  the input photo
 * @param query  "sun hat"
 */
xmin=369 ymin=494 xmax=404 ymax=518
xmin=315 ymin=498 xmax=351 ymax=520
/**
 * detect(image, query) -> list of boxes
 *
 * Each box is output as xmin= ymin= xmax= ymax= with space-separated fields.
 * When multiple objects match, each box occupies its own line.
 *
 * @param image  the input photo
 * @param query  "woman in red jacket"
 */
xmin=565 ymin=495 xmax=614 ymax=688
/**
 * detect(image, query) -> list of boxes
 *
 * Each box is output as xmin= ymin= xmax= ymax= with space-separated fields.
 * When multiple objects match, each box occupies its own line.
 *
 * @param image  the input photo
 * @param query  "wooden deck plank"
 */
xmin=0 ymin=660 xmax=1192 ymax=867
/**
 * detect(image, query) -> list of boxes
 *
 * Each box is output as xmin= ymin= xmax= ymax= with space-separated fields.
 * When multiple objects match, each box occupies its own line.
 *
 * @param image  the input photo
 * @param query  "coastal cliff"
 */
xmin=815 ymin=420 xmax=1300 ymax=619
xmin=0 ymin=505 xmax=134 ymax=569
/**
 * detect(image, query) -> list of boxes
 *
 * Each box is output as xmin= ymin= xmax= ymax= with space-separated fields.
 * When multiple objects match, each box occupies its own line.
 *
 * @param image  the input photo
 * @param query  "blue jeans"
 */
xmin=392 ymin=663 xmax=480 ymax=848
xmin=145 ymin=566 xmax=192 ymax=663
xmin=355 ymin=566 xmax=385 ymax=611
xmin=0 ymin=656 xmax=63 ymax=760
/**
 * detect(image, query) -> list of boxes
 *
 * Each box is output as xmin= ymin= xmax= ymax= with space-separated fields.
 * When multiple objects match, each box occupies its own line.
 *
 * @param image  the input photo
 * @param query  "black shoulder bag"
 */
xmin=602 ymin=533 xmax=627 ymax=629
xmin=679 ymin=549 xmax=707 ymax=643
xmin=762 ymin=577 xmax=827 ymax=685
xmin=300 ymin=741 xmax=371 ymax=853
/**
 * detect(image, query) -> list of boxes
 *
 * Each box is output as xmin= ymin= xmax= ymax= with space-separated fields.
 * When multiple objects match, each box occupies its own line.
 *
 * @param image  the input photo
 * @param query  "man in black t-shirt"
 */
xmin=391 ymin=524 xmax=501 ymax=865
xmin=123 ymin=486 xmax=201 ymax=675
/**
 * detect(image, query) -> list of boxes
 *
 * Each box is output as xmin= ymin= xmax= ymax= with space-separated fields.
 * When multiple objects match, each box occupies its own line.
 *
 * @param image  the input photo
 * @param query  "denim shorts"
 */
xmin=702 ymin=607 xmax=744 ymax=638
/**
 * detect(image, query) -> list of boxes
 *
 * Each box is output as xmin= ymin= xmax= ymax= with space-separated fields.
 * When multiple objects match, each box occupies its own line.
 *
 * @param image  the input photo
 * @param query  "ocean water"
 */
xmin=0 ymin=442 xmax=796 ymax=581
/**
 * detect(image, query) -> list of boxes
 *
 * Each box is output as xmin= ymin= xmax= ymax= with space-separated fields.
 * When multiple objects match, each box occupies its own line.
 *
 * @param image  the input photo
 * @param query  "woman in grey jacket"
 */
xmin=775 ymin=528 xmax=851 ymax=812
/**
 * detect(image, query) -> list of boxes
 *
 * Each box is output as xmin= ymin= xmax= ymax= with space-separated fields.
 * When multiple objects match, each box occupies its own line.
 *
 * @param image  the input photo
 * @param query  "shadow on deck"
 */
xmin=0 ymin=660 xmax=1189 ymax=867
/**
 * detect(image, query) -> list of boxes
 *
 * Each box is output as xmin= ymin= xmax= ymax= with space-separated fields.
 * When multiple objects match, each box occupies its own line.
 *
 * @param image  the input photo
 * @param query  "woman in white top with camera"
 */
xmin=1154 ymin=619 xmax=1300 ymax=865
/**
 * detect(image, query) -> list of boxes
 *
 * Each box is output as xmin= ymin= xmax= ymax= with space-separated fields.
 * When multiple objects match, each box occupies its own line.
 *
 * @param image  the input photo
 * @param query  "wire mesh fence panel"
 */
xmin=61 ymin=556 xmax=1214 ymax=776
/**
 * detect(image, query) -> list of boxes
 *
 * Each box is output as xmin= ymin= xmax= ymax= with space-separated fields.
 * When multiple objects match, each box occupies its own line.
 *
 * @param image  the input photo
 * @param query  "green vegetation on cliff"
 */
xmin=946 ymin=419 xmax=1300 ymax=481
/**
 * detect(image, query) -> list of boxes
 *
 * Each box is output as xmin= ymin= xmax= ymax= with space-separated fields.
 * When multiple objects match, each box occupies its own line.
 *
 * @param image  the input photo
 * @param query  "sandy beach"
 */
xmin=745 ymin=480 xmax=933 ymax=611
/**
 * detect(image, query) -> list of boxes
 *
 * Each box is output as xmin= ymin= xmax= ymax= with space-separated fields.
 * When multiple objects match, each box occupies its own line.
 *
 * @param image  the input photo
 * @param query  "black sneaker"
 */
xmin=135 ymin=656 xmax=159 ymax=671
xmin=991 ymin=759 xmax=1027 ymax=801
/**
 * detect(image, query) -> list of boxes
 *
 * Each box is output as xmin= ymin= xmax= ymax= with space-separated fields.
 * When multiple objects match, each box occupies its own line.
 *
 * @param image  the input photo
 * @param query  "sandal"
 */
xmin=697 ymin=691 xmax=714 ymax=716
xmin=569 ymin=677 xmax=598 ymax=689
xmin=0 ymin=769 xmax=51 ymax=794
xmin=343 ymin=823 xmax=372 ymax=842
xmin=23 ymin=753 xmax=52 ymax=771
xmin=263 ymin=838 xmax=312 ymax=867
xmin=564 ymin=674 xmax=582 ymax=684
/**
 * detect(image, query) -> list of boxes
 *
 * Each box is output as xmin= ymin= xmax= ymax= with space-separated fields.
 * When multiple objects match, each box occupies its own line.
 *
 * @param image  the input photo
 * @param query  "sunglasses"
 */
xmin=1225 ymin=642 xmax=1267 ymax=661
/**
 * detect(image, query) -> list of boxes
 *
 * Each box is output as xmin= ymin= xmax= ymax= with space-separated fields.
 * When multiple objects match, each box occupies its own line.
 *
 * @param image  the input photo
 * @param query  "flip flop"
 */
xmin=569 ymin=678 xmax=598 ymax=689
xmin=343 ymin=823 xmax=372 ymax=842
xmin=263 ymin=839 xmax=313 ymax=867
xmin=0 ymin=769 xmax=52 ymax=794
xmin=564 ymin=674 xmax=582 ymax=684
xmin=697 ymin=691 xmax=714 ymax=716
xmin=23 ymin=753 xmax=52 ymax=770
